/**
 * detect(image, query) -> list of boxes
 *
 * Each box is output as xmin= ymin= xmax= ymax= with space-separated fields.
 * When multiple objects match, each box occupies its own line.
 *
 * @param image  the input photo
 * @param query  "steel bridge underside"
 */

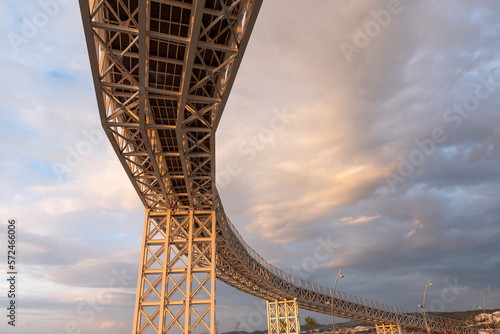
xmin=79 ymin=1 xmax=476 ymax=334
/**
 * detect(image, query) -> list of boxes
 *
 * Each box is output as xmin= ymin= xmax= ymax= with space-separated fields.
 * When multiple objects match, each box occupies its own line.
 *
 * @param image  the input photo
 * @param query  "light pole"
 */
xmin=418 ymin=280 xmax=433 ymax=334
xmin=482 ymin=285 xmax=493 ymax=329
xmin=331 ymin=268 xmax=344 ymax=333
xmin=483 ymin=285 xmax=493 ymax=314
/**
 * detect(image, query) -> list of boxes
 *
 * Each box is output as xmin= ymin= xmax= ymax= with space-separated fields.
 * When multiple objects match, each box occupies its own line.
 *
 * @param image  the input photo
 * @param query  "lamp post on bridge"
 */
xmin=418 ymin=280 xmax=433 ymax=334
xmin=483 ymin=285 xmax=493 ymax=314
xmin=479 ymin=285 xmax=493 ymax=330
xmin=329 ymin=268 xmax=344 ymax=333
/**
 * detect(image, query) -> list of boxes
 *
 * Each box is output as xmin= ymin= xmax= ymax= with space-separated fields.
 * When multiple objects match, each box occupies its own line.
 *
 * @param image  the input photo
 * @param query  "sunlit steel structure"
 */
xmin=79 ymin=1 xmax=478 ymax=334
xmin=267 ymin=299 xmax=300 ymax=334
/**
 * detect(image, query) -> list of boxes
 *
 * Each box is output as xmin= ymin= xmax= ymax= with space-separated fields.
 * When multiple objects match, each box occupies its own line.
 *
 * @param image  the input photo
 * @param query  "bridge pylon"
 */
xmin=133 ymin=209 xmax=216 ymax=334
xmin=376 ymin=324 xmax=403 ymax=334
xmin=267 ymin=299 xmax=300 ymax=334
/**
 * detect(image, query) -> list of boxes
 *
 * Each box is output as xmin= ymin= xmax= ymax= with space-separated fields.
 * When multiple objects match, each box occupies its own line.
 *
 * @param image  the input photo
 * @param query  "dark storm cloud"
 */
xmin=217 ymin=0 xmax=500 ymax=317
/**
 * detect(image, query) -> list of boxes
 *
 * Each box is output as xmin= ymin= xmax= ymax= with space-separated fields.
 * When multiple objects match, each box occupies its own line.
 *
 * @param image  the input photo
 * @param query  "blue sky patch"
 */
xmin=47 ymin=70 xmax=73 ymax=81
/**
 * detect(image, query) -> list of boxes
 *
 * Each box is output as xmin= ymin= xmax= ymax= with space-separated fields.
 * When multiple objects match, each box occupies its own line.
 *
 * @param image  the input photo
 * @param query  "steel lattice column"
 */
xmin=267 ymin=299 xmax=300 ymax=334
xmin=133 ymin=210 xmax=216 ymax=334
xmin=376 ymin=324 xmax=402 ymax=334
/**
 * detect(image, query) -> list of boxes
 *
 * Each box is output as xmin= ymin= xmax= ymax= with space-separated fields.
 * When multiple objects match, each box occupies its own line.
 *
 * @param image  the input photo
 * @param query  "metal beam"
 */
xmin=79 ymin=0 xmax=150 ymax=209
xmin=175 ymin=0 xmax=206 ymax=209
xmin=138 ymin=0 xmax=172 ymax=211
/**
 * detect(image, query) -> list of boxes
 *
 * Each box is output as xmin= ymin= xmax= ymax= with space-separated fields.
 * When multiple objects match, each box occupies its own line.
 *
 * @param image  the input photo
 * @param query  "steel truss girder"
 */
xmin=175 ymin=0 xmax=255 ymax=210
xmin=80 ymin=0 xmax=261 ymax=211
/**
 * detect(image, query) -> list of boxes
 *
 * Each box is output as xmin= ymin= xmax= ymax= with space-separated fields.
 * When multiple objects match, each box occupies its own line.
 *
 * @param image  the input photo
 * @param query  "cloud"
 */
xmin=29 ymin=158 xmax=142 ymax=215
xmin=99 ymin=321 xmax=118 ymax=329
xmin=405 ymin=229 xmax=416 ymax=238
xmin=47 ymin=258 xmax=138 ymax=288
xmin=339 ymin=214 xmax=382 ymax=225
xmin=218 ymin=0 xmax=500 ymax=317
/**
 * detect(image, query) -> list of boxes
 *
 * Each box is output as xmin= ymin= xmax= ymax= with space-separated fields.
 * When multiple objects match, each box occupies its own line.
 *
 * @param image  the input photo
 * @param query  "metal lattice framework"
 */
xmin=133 ymin=210 xmax=216 ymax=333
xmin=376 ymin=324 xmax=402 ymax=334
xmin=79 ymin=1 xmax=478 ymax=334
xmin=267 ymin=299 xmax=300 ymax=334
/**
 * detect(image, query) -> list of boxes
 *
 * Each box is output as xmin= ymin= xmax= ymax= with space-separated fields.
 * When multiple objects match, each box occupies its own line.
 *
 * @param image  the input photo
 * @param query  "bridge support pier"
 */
xmin=133 ymin=209 xmax=216 ymax=334
xmin=376 ymin=324 xmax=403 ymax=334
xmin=267 ymin=299 xmax=300 ymax=334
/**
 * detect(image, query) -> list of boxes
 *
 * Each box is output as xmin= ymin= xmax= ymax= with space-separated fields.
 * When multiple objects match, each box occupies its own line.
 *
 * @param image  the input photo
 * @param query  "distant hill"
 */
xmin=219 ymin=320 xmax=374 ymax=334
xmin=319 ymin=320 xmax=372 ymax=329
xmin=219 ymin=309 xmax=500 ymax=334
xmin=427 ymin=308 xmax=500 ymax=322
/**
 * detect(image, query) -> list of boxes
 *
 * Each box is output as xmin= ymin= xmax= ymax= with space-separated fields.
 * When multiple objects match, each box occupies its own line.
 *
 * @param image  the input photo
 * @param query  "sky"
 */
xmin=1 ymin=0 xmax=500 ymax=333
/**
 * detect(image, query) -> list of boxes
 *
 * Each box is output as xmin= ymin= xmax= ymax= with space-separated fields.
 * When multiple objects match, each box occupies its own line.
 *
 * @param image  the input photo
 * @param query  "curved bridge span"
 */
xmin=79 ymin=1 xmax=476 ymax=334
